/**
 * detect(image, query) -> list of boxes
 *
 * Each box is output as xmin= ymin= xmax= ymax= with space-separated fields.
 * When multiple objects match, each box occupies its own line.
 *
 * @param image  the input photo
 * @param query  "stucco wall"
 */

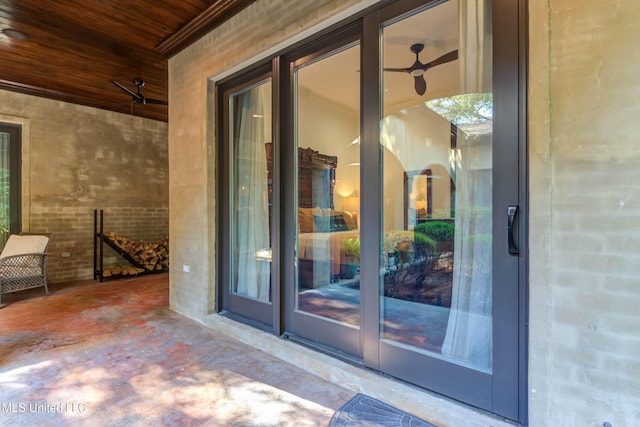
xmin=0 ymin=90 xmax=168 ymax=282
xmin=528 ymin=1 xmax=640 ymax=426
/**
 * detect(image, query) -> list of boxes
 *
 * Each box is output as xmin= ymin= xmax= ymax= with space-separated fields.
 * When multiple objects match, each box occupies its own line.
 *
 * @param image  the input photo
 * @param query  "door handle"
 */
xmin=507 ymin=205 xmax=519 ymax=255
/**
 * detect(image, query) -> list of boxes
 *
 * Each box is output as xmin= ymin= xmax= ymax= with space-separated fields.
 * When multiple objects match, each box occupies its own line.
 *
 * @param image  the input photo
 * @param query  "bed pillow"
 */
xmin=314 ymin=214 xmax=350 ymax=232
xmin=328 ymin=211 xmax=356 ymax=231
xmin=340 ymin=211 xmax=357 ymax=230
xmin=298 ymin=208 xmax=315 ymax=233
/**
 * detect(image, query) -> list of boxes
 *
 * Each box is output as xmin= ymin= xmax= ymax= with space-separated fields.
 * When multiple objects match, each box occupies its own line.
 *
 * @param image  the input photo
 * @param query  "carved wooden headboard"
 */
xmin=265 ymin=143 xmax=337 ymax=209
xmin=298 ymin=147 xmax=337 ymax=209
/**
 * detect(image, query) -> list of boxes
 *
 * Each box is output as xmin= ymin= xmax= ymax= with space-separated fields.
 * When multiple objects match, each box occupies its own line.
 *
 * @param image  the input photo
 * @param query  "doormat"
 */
xmin=328 ymin=393 xmax=438 ymax=427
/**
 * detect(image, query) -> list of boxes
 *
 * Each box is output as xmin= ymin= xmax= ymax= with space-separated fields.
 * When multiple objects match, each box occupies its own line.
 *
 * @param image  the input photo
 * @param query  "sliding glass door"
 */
xmin=217 ymin=0 xmax=525 ymax=421
xmin=362 ymin=0 xmax=524 ymax=418
xmin=376 ymin=0 xmax=496 ymax=399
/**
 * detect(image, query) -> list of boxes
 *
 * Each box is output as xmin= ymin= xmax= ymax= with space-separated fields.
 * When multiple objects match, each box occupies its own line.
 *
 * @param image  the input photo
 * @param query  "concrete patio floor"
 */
xmin=0 ymin=274 xmax=355 ymax=426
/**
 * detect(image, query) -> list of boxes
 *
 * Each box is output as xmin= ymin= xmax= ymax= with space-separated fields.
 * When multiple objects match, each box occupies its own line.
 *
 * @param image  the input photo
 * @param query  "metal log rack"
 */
xmin=93 ymin=209 xmax=167 ymax=282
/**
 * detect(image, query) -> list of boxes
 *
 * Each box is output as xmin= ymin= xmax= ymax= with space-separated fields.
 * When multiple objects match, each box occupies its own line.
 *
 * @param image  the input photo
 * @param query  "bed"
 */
xmin=296 ymin=207 xmax=421 ymax=289
xmin=297 ymin=207 xmax=359 ymax=288
xmin=290 ymin=145 xmax=423 ymax=289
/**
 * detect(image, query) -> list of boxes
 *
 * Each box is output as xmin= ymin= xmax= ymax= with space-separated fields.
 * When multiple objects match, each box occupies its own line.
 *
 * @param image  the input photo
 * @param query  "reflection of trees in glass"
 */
xmin=0 ymin=168 xmax=9 ymax=236
xmin=426 ymin=93 xmax=492 ymax=125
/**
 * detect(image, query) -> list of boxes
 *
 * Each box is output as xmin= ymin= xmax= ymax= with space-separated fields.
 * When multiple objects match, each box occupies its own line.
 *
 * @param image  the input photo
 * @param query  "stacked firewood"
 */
xmin=102 ymin=265 xmax=146 ymax=277
xmin=101 ymin=232 xmax=169 ymax=277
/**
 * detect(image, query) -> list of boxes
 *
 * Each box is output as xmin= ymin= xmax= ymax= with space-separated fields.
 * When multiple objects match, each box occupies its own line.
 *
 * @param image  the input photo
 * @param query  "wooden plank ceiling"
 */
xmin=0 ymin=0 xmax=255 ymax=122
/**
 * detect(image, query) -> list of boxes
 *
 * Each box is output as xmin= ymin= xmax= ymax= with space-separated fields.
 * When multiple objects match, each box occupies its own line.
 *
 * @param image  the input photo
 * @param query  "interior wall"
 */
xmin=0 ymin=89 xmax=168 ymax=282
xmin=298 ymin=87 xmax=359 ymax=209
xmin=528 ymin=1 xmax=640 ymax=426
xmin=381 ymin=109 xmax=453 ymax=230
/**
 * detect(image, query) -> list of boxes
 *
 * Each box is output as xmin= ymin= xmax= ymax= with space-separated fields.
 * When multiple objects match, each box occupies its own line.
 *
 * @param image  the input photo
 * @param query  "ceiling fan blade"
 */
xmin=143 ymin=98 xmax=168 ymax=106
xmin=414 ymin=75 xmax=426 ymax=95
xmin=112 ymin=80 xmax=141 ymax=101
xmin=383 ymin=67 xmax=411 ymax=73
xmin=423 ymin=49 xmax=459 ymax=70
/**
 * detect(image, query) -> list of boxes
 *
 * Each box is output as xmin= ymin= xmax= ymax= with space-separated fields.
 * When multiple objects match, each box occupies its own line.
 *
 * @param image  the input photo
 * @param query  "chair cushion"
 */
xmin=0 ymin=235 xmax=49 ymax=258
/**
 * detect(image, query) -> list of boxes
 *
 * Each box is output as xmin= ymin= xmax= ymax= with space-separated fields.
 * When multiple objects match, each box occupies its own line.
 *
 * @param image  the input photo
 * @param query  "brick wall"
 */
xmin=0 ymin=90 xmax=168 ymax=283
xmin=27 ymin=204 xmax=168 ymax=282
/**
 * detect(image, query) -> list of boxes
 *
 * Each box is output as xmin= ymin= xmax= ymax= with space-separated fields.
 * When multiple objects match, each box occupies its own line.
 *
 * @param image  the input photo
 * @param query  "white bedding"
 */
xmin=298 ymin=230 xmax=358 ymax=287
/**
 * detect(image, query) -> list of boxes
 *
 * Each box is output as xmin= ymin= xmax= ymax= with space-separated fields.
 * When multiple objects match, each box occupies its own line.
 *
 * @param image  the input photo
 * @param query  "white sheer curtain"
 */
xmin=441 ymin=129 xmax=492 ymax=371
xmin=233 ymin=85 xmax=271 ymax=301
xmin=441 ymin=0 xmax=493 ymax=371
xmin=0 ymin=132 xmax=10 ymax=249
xmin=458 ymin=0 xmax=492 ymax=94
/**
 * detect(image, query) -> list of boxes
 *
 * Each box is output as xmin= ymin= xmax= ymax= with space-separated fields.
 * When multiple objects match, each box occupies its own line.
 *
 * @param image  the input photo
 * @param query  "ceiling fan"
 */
xmin=112 ymin=78 xmax=168 ymax=106
xmin=384 ymin=43 xmax=458 ymax=96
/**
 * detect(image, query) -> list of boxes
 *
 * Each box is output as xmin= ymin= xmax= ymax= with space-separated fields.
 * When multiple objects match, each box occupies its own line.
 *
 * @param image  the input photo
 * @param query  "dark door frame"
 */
xmin=217 ymin=63 xmax=279 ymax=328
xmin=0 ymin=123 xmax=22 ymax=237
xmin=359 ymin=0 xmax=528 ymax=422
xmin=215 ymin=0 xmax=528 ymax=423
xmin=280 ymin=23 xmax=364 ymax=358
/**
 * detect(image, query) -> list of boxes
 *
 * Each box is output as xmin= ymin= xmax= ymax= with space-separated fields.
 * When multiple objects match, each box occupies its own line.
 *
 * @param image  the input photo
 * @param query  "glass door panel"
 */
xmin=287 ymin=41 xmax=362 ymax=355
xmin=371 ymin=0 xmax=521 ymax=412
xmin=225 ymin=78 xmax=274 ymax=325
xmin=295 ymin=44 xmax=361 ymax=326
xmin=380 ymin=0 xmax=493 ymax=372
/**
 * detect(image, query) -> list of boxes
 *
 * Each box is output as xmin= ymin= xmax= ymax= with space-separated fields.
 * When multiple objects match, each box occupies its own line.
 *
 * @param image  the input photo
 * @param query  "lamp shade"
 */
xmin=343 ymin=196 xmax=360 ymax=213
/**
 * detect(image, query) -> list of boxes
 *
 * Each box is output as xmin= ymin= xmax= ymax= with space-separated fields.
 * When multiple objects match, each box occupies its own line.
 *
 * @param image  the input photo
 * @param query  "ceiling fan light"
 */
xmin=410 ymin=69 xmax=425 ymax=77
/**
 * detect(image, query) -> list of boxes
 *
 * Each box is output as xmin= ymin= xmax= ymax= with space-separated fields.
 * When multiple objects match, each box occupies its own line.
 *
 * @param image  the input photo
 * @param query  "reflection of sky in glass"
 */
xmin=425 ymin=93 xmax=493 ymax=125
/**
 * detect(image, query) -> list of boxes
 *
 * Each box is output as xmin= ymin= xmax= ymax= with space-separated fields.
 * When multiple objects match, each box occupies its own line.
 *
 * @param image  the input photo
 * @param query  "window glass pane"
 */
xmin=294 ymin=43 xmax=361 ymax=327
xmin=380 ymin=0 xmax=493 ymax=372
xmin=229 ymin=80 xmax=273 ymax=302
xmin=0 ymin=132 xmax=10 ymax=249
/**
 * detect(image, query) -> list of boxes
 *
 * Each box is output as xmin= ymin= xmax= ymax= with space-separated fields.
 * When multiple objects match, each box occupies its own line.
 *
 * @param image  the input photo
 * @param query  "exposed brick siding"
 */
xmin=0 ymin=90 xmax=168 ymax=283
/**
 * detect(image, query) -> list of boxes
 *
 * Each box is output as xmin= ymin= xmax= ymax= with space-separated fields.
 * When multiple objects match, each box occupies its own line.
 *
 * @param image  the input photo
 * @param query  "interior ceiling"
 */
xmin=0 ymin=0 xmax=256 ymax=122
xmin=300 ymin=0 xmax=458 ymax=113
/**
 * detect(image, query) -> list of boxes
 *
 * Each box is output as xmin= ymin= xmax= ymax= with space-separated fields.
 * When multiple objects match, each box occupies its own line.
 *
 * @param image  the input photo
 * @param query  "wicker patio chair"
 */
xmin=0 ymin=234 xmax=50 ymax=308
